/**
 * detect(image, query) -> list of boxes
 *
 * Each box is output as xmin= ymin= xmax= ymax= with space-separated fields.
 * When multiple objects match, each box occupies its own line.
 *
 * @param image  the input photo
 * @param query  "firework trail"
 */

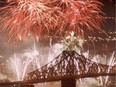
xmin=10 ymin=53 xmax=35 ymax=80
xmin=105 ymin=52 xmax=115 ymax=85
xmin=10 ymin=54 xmax=21 ymax=80
xmin=0 ymin=0 xmax=104 ymax=42
xmin=9 ymin=43 xmax=41 ymax=80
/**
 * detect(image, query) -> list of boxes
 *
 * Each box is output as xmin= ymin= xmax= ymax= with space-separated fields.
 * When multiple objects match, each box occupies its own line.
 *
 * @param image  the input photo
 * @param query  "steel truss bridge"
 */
xmin=0 ymin=51 xmax=116 ymax=87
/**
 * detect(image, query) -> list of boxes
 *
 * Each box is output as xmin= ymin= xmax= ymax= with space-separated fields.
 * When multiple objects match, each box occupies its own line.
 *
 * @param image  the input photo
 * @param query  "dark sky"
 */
xmin=102 ymin=0 xmax=115 ymax=31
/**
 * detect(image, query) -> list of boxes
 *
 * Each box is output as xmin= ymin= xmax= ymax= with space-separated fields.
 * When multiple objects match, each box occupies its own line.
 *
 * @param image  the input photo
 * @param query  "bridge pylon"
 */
xmin=61 ymin=78 xmax=76 ymax=87
xmin=61 ymin=51 xmax=76 ymax=87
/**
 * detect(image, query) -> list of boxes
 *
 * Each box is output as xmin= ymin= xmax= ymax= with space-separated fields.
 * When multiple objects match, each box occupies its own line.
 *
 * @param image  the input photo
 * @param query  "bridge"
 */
xmin=0 ymin=50 xmax=116 ymax=87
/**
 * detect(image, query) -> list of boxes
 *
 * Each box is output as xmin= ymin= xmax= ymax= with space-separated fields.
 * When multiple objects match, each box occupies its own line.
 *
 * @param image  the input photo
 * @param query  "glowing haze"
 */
xmin=0 ymin=0 xmax=104 ymax=42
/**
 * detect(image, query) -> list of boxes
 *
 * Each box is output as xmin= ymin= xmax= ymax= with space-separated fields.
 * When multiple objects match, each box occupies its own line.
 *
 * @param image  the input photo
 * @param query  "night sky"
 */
xmin=0 ymin=0 xmax=115 ymax=63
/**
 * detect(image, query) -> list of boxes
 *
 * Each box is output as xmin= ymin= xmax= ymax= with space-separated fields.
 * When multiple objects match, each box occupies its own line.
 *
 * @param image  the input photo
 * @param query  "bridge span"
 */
xmin=0 ymin=51 xmax=116 ymax=87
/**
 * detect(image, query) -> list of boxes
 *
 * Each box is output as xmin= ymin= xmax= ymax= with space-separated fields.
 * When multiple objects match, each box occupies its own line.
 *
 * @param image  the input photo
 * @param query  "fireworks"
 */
xmin=10 ymin=54 xmax=21 ymax=80
xmin=10 ymin=53 xmax=35 ymax=80
xmin=105 ymin=52 xmax=115 ymax=85
xmin=0 ymin=0 xmax=104 ymax=42
xmin=56 ymin=0 xmax=104 ymax=35
xmin=9 ymin=44 xmax=41 ymax=80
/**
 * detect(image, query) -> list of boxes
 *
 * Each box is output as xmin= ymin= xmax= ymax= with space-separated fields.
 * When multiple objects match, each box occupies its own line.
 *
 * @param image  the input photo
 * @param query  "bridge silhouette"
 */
xmin=0 ymin=50 xmax=116 ymax=87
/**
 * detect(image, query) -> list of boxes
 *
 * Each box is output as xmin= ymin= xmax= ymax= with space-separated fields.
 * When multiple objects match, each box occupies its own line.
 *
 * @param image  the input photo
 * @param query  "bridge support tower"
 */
xmin=61 ymin=78 xmax=76 ymax=87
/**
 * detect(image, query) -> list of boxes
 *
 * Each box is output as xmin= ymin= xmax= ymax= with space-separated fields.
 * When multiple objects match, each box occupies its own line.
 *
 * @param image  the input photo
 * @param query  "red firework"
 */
xmin=0 ymin=0 xmax=104 ymax=42
xmin=53 ymin=0 xmax=104 ymax=36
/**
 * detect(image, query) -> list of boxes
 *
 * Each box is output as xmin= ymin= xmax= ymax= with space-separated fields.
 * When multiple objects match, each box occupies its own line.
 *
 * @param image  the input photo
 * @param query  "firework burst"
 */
xmin=0 ymin=0 xmax=104 ymax=42
xmin=54 ymin=0 xmax=104 ymax=35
